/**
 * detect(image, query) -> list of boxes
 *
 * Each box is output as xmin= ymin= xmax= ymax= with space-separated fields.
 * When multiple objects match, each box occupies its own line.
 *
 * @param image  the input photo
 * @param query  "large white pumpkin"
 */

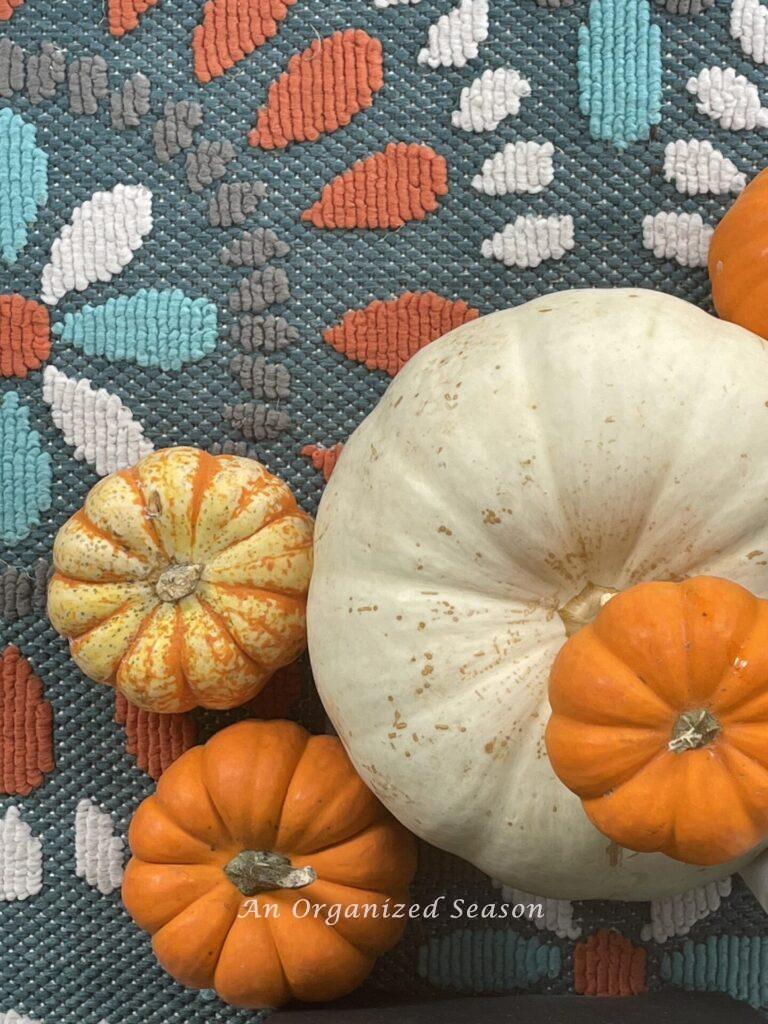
xmin=308 ymin=288 xmax=768 ymax=901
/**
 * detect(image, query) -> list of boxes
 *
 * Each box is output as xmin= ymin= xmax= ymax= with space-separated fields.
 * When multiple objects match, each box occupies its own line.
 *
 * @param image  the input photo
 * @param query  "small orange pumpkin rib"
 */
xmin=154 ymin=746 xmax=234 ymax=849
xmin=213 ymin=910 xmax=291 ymax=1009
xmin=128 ymin=793 xmax=229 ymax=865
xmin=152 ymin=883 xmax=243 ymax=989
xmin=291 ymin=819 xmax=418 ymax=893
xmin=202 ymin=720 xmax=309 ymax=848
xmin=290 ymin=879 xmax=408 ymax=955
xmin=710 ymin=169 xmax=768 ymax=337
xmin=122 ymin=859 xmax=225 ymax=933
xmin=248 ymin=29 xmax=383 ymax=150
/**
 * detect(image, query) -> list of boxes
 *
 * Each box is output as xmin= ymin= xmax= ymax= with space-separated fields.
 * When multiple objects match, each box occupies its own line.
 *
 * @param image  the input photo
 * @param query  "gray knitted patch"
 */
xmin=0 ymin=37 xmax=25 ymax=98
xmin=209 ymin=440 xmax=252 ymax=457
xmin=0 ymin=559 xmax=51 ymax=622
xmin=219 ymin=229 xmax=290 ymax=268
xmin=229 ymin=315 xmax=298 ymax=353
xmin=67 ymin=54 xmax=108 ymax=115
xmin=652 ymin=0 xmax=713 ymax=10
xmin=230 ymin=355 xmax=291 ymax=400
xmin=26 ymin=41 xmax=65 ymax=104
xmin=153 ymin=98 xmax=203 ymax=163
xmin=110 ymin=73 xmax=151 ymax=130
xmin=208 ymin=181 xmax=266 ymax=227
xmin=228 ymin=267 xmax=290 ymax=313
xmin=223 ymin=403 xmax=291 ymax=441
xmin=185 ymin=139 xmax=236 ymax=192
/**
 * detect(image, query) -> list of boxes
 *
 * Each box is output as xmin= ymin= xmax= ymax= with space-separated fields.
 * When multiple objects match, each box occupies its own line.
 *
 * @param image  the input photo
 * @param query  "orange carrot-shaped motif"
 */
xmin=301 ymin=443 xmax=344 ymax=482
xmin=0 ymin=646 xmax=54 ymax=796
xmin=302 ymin=142 xmax=448 ymax=229
xmin=0 ymin=295 xmax=50 ymax=379
xmin=323 ymin=291 xmax=478 ymax=377
xmin=248 ymin=29 xmax=383 ymax=149
xmin=107 ymin=0 xmax=157 ymax=36
xmin=573 ymin=930 xmax=647 ymax=997
xmin=193 ymin=0 xmax=297 ymax=83
xmin=114 ymin=693 xmax=197 ymax=780
xmin=0 ymin=0 xmax=23 ymax=21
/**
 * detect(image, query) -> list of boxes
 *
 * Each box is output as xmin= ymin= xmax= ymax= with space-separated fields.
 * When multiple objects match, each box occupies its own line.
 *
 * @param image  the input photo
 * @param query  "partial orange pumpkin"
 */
xmin=709 ymin=167 xmax=768 ymax=338
xmin=122 ymin=720 xmax=418 ymax=1009
xmin=47 ymin=447 xmax=313 ymax=713
xmin=546 ymin=576 xmax=768 ymax=866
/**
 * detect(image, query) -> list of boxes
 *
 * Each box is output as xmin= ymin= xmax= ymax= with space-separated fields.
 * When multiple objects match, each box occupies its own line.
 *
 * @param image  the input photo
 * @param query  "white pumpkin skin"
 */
xmin=308 ymin=288 xmax=768 ymax=901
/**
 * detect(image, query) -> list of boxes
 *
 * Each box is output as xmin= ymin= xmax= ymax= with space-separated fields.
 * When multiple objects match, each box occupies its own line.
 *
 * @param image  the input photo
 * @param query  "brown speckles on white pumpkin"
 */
xmin=483 ymin=509 xmax=501 ymax=525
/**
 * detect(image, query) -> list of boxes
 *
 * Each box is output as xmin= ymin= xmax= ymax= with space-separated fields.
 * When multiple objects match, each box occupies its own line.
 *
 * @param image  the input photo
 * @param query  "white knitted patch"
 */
xmin=641 ymin=878 xmax=732 ymax=943
xmin=473 ymin=141 xmax=555 ymax=195
xmin=42 ymin=365 xmax=154 ymax=477
xmin=686 ymin=66 xmax=768 ymax=130
xmin=452 ymin=68 xmax=531 ymax=132
xmin=418 ymin=0 xmax=489 ymax=68
xmin=481 ymin=215 xmax=575 ymax=269
xmin=0 ymin=1012 xmax=42 ymax=1024
xmin=663 ymin=139 xmax=746 ymax=195
xmin=74 ymin=798 xmax=125 ymax=896
xmin=40 ymin=183 xmax=153 ymax=305
xmin=495 ymin=882 xmax=581 ymax=939
xmin=732 ymin=0 xmax=768 ymax=64
xmin=0 ymin=806 xmax=42 ymax=902
xmin=642 ymin=211 xmax=713 ymax=267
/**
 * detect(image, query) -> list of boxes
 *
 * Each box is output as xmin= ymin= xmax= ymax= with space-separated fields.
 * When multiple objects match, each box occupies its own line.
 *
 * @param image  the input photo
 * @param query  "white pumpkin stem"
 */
xmin=224 ymin=850 xmax=316 ymax=895
xmin=669 ymin=708 xmax=720 ymax=753
xmin=558 ymin=581 xmax=619 ymax=637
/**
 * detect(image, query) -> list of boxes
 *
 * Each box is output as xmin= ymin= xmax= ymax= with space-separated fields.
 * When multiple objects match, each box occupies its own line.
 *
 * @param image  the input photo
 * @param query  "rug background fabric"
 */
xmin=1 ymin=0 xmax=768 ymax=1020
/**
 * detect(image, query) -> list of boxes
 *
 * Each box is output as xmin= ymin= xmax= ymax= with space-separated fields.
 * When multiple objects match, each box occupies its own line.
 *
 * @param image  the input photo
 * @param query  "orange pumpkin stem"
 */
xmin=669 ymin=708 xmax=720 ymax=753
xmin=223 ymin=849 xmax=316 ymax=895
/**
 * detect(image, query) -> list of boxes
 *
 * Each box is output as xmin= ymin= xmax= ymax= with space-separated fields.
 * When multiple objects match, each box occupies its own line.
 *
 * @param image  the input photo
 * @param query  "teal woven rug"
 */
xmin=2 ymin=0 xmax=768 ymax=1019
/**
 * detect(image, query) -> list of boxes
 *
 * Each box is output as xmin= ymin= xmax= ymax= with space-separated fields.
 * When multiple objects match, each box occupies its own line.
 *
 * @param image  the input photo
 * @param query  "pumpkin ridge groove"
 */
xmin=68 ymin=509 xmax=155 ymax=574
xmin=188 ymin=449 xmax=224 ymax=554
xmin=153 ymin=879 xmax=240 ymax=955
xmin=115 ymin=600 xmax=166 ymax=686
xmin=203 ymin=582 xmax=305 ymax=633
xmin=155 ymin=752 xmax=236 ymax=847
xmin=206 ymin=534 xmax=313 ymax=580
xmin=171 ymin=603 xmax=196 ymax=707
xmin=66 ymin=595 xmax=152 ymax=643
xmin=118 ymin=467 xmax=167 ymax=557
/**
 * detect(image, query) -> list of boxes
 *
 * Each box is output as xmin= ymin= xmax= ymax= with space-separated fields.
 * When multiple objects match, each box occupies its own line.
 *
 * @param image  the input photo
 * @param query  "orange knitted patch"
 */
xmin=323 ymin=291 xmax=479 ymax=377
xmin=302 ymin=142 xmax=448 ymax=229
xmin=248 ymin=29 xmax=383 ymax=150
xmin=193 ymin=0 xmax=298 ymax=83
xmin=573 ymin=929 xmax=647 ymax=997
xmin=301 ymin=443 xmax=344 ymax=482
xmin=107 ymin=0 xmax=158 ymax=37
xmin=0 ymin=295 xmax=51 ymax=379
xmin=0 ymin=0 xmax=23 ymax=21
xmin=245 ymin=661 xmax=303 ymax=719
xmin=0 ymin=645 xmax=54 ymax=796
xmin=114 ymin=693 xmax=197 ymax=780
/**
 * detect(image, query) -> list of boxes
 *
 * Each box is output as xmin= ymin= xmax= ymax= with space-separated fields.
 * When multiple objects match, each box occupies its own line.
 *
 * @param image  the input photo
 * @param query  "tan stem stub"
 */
xmin=558 ymin=581 xmax=619 ymax=637
xmin=224 ymin=850 xmax=317 ymax=896
xmin=669 ymin=709 xmax=721 ymax=753
xmin=155 ymin=563 xmax=204 ymax=602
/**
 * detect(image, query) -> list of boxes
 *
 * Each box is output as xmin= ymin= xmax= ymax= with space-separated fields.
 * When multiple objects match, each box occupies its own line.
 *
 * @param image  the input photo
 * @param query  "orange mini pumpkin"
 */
xmin=709 ymin=167 xmax=768 ymax=338
xmin=122 ymin=720 xmax=418 ymax=1009
xmin=546 ymin=576 xmax=768 ymax=866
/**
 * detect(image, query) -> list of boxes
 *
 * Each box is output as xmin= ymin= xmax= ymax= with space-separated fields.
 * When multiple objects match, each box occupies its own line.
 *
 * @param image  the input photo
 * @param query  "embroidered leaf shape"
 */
xmin=0 ymin=108 xmax=48 ymax=265
xmin=193 ymin=0 xmax=298 ymax=83
xmin=0 ymin=806 xmax=42 ymax=902
xmin=418 ymin=0 xmax=489 ymax=68
xmin=0 ymin=295 xmax=50 ymax=378
xmin=323 ymin=291 xmax=478 ymax=376
xmin=302 ymin=142 xmax=448 ymax=229
xmin=301 ymin=442 xmax=344 ymax=482
xmin=52 ymin=288 xmax=218 ymax=371
xmin=0 ymin=646 xmax=54 ymax=797
xmin=0 ymin=0 xmax=24 ymax=21
xmin=0 ymin=392 xmax=51 ymax=544
xmin=108 ymin=0 xmax=158 ymax=37
xmin=40 ymin=184 xmax=153 ymax=306
xmin=249 ymin=29 xmax=383 ymax=149
xmin=42 ymin=365 xmax=154 ymax=476
xmin=74 ymin=798 xmax=124 ymax=895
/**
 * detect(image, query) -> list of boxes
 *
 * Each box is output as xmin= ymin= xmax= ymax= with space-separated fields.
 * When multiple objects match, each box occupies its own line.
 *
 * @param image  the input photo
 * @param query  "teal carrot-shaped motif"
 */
xmin=578 ymin=0 xmax=662 ymax=147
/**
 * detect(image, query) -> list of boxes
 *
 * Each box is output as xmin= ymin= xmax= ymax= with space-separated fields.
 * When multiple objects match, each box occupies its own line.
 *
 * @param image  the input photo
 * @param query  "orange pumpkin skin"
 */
xmin=122 ymin=720 xmax=418 ymax=1009
xmin=709 ymin=168 xmax=768 ymax=338
xmin=546 ymin=576 xmax=768 ymax=867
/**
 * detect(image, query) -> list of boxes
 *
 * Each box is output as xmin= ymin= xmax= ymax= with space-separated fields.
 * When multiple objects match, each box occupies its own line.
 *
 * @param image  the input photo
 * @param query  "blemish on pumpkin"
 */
xmin=421 ymin=665 xmax=433 ymax=677
xmin=747 ymin=550 xmax=764 ymax=559
xmin=434 ymin=723 xmax=450 ymax=730
xmin=418 ymin=622 xmax=426 ymax=631
xmin=437 ymin=525 xmax=452 ymax=535
xmin=607 ymin=841 xmax=623 ymax=867
xmin=484 ymin=739 xmax=495 ymax=754
xmin=483 ymin=509 xmax=501 ymax=525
